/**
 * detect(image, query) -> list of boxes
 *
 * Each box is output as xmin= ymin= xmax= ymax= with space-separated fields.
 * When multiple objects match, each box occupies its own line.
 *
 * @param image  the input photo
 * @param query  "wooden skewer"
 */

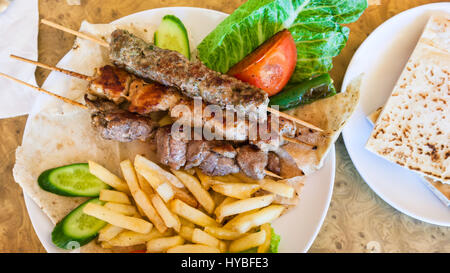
xmin=10 ymin=54 xmax=93 ymax=81
xmin=283 ymin=136 xmax=314 ymax=147
xmin=264 ymin=170 xmax=283 ymax=180
xmin=0 ymin=72 xmax=87 ymax=109
xmin=4 ymin=57 xmax=287 ymax=179
xmin=41 ymin=19 xmax=325 ymax=132
xmin=267 ymin=107 xmax=323 ymax=132
xmin=41 ymin=19 xmax=110 ymax=48
xmin=11 ymin=55 xmax=314 ymax=150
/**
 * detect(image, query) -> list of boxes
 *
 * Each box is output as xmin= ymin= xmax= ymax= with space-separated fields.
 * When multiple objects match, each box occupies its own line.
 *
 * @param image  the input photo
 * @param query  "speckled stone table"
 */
xmin=0 ymin=0 xmax=448 ymax=253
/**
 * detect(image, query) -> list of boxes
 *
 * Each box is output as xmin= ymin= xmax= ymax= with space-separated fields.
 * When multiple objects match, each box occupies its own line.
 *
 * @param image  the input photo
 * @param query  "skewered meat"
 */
xmin=88 ymin=65 xmax=181 ymax=114
xmin=185 ymin=140 xmax=211 ymax=169
xmin=88 ymin=65 xmax=132 ymax=104
xmin=155 ymin=126 xmax=187 ymax=170
xmin=199 ymin=152 xmax=239 ymax=177
xmin=236 ymin=145 xmax=268 ymax=180
xmin=266 ymin=152 xmax=281 ymax=175
xmin=109 ymin=29 xmax=269 ymax=117
xmin=85 ymin=95 xmax=157 ymax=142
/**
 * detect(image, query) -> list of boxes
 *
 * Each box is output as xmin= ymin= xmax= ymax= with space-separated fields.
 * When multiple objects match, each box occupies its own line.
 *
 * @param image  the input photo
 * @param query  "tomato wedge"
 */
xmin=227 ymin=29 xmax=297 ymax=97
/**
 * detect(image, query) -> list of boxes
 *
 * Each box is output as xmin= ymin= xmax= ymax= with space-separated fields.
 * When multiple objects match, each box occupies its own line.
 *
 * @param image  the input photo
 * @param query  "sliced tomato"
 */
xmin=227 ymin=29 xmax=297 ymax=97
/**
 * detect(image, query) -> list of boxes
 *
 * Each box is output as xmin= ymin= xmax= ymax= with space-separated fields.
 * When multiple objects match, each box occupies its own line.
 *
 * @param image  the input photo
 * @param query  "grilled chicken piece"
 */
xmin=109 ymin=29 xmax=269 ymax=117
xmin=236 ymin=145 xmax=268 ymax=180
xmin=88 ymin=65 xmax=132 ymax=104
xmin=128 ymin=79 xmax=181 ymax=115
xmin=155 ymin=126 xmax=187 ymax=170
xmin=85 ymin=95 xmax=157 ymax=142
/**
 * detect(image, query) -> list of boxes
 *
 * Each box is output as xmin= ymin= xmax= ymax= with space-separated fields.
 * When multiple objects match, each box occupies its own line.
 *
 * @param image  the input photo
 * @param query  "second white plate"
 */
xmin=342 ymin=3 xmax=450 ymax=226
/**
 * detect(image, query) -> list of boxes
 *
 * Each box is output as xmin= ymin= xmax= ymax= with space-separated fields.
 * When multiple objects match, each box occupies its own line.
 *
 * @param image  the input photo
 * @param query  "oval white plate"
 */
xmin=23 ymin=7 xmax=336 ymax=252
xmin=342 ymin=3 xmax=450 ymax=226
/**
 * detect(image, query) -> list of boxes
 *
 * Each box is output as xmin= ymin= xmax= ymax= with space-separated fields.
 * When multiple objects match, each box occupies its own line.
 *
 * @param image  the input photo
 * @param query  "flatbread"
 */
xmin=12 ymin=21 xmax=158 ymax=253
xmin=281 ymin=75 xmax=362 ymax=175
xmin=365 ymin=14 xmax=450 ymax=184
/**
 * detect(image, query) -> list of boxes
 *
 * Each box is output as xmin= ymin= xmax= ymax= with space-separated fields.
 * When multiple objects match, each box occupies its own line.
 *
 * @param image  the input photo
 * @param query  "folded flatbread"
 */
xmin=365 ymin=14 xmax=450 ymax=184
xmin=282 ymin=75 xmax=361 ymax=175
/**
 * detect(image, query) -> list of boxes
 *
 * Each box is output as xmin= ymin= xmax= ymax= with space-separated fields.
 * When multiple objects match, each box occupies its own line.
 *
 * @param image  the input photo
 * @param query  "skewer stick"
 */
xmin=0 ymin=72 xmax=87 ymax=109
xmin=10 ymin=55 xmax=93 ymax=81
xmin=267 ymin=108 xmax=323 ymax=132
xmin=41 ymin=19 xmax=110 ymax=49
xmin=264 ymin=170 xmax=283 ymax=180
xmin=283 ymin=136 xmax=314 ymax=147
xmin=40 ymin=19 xmax=324 ymax=132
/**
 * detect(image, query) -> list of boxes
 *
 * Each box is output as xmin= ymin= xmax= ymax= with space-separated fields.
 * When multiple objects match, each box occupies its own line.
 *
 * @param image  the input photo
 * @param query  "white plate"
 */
xmin=23 ymin=7 xmax=336 ymax=253
xmin=342 ymin=3 xmax=450 ymax=226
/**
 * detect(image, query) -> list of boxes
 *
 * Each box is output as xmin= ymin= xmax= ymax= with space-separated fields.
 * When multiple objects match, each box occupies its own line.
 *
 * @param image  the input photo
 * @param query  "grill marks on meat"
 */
xmin=85 ymin=95 xmax=157 ymax=142
xmin=128 ymin=80 xmax=181 ymax=115
xmin=109 ymin=29 xmax=269 ymax=116
xmin=88 ymin=65 xmax=181 ymax=114
xmin=89 ymin=65 xmax=132 ymax=104
xmin=236 ymin=145 xmax=268 ymax=180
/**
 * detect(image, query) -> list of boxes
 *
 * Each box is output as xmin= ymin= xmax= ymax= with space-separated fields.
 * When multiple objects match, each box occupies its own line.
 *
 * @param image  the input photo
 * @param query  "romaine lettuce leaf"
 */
xmin=197 ymin=0 xmax=367 ymax=83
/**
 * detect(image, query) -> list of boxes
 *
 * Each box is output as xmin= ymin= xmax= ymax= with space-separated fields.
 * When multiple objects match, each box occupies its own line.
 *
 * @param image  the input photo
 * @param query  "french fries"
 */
xmin=83 ymin=203 xmax=153 ymax=234
xmin=155 ymin=182 xmax=175 ymax=203
xmin=108 ymin=229 xmax=164 ymax=247
xmin=211 ymin=182 xmax=260 ymax=199
xmin=98 ymin=224 xmax=123 ymax=242
xmin=120 ymin=159 xmax=140 ymax=194
xmin=120 ymin=160 xmax=168 ymax=233
xmin=259 ymin=179 xmax=295 ymax=198
xmin=232 ymin=172 xmax=260 ymax=183
xmin=104 ymin=202 xmax=138 ymax=216
xmin=146 ymin=236 xmax=185 ymax=253
xmin=228 ymin=205 xmax=285 ymax=234
xmin=171 ymin=186 xmax=198 ymax=208
xmin=178 ymin=226 xmax=195 ymax=242
xmin=257 ymin=223 xmax=272 ymax=253
xmin=216 ymin=195 xmax=274 ymax=221
xmin=89 ymin=161 xmax=129 ymax=193
xmin=133 ymin=189 xmax=168 ymax=233
xmin=99 ymin=189 xmax=131 ymax=204
xmin=151 ymin=194 xmax=181 ymax=232
xmin=169 ymin=199 xmax=218 ymax=227
xmin=229 ymin=230 xmax=266 ymax=253
xmin=137 ymin=173 xmax=155 ymax=196
xmin=134 ymin=154 xmax=184 ymax=188
xmin=171 ymin=169 xmax=215 ymax=214
xmin=166 ymin=244 xmax=220 ymax=253
xmin=204 ymin=226 xmax=246 ymax=241
xmin=88 ymin=155 xmax=290 ymax=253
xmin=194 ymin=168 xmax=213 ymax=190
xmin=192 ymin=228 xmax=221 ymax=249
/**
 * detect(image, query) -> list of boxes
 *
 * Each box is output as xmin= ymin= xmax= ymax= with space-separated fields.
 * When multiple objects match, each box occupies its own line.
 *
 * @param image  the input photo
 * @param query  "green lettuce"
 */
xmin=197 ymin=0 xmax=367 ymax=83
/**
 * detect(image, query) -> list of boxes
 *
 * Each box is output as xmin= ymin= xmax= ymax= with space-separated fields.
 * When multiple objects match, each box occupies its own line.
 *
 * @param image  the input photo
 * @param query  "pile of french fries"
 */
xmin=83 ymin=155 xmax=302 ymax=253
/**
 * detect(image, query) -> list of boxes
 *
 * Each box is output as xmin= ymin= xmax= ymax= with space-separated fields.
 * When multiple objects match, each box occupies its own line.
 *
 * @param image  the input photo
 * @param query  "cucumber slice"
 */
xmin=52 ymin=198 xmax=107 ymax=250
xmin=38 ymin=163 xmax=110 ymax=197
xmin=154 ymin=14 xmax=191 ymax=59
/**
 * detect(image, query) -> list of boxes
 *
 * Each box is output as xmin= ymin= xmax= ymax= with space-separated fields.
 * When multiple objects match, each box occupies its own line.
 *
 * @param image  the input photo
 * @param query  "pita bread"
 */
xmin=282 ymin=75 xmax=361 ymax=175
xmin=365 ymin=14 xmax=450 ymax=184
xmin=12 ymin=21 xmax=161 ymax=253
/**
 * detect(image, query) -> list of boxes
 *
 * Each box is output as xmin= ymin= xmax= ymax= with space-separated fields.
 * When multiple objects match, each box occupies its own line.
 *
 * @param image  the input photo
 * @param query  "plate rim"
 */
xmin=23 ymin=6 xmax=337 ymax=252
xmin=341 ymin=2 xmax=450 ymax=227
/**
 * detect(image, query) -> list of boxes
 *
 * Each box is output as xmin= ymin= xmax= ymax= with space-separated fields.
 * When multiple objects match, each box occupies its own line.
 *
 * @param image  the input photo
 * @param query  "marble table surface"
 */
xmin=0 ymin=0 xmax=448 ymax=252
